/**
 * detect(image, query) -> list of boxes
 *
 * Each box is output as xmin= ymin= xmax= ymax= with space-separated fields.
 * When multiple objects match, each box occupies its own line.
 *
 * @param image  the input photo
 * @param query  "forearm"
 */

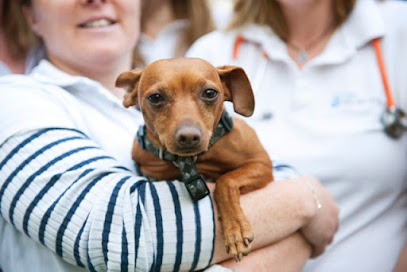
xmin=211 ymin=177 xmax=319 ymax=263
xmin=220 ymin=232 xmax=311 ymax=272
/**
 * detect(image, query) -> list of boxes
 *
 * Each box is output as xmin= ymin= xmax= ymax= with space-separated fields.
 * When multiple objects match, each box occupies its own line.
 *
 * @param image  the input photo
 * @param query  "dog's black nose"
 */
xmin=175 ymin=126 xmax=201 ymax=148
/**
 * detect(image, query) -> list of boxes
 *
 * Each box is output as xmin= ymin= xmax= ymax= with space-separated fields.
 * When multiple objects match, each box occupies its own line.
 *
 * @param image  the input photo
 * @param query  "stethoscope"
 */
xmin=233 ymin=35 xmax=407 ymax=139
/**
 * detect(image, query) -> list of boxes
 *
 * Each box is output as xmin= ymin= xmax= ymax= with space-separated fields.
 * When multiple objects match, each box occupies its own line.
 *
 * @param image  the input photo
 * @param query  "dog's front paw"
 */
xmin=223 ymin=216 xmax=254 ymax=262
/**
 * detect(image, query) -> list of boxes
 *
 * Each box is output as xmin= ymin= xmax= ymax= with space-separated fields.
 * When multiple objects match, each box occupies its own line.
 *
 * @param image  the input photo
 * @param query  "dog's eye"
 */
xmin=147 ymin=93 xmax=165 ymax=104
xmin=201 ymin=89 xmax=218 ymax=101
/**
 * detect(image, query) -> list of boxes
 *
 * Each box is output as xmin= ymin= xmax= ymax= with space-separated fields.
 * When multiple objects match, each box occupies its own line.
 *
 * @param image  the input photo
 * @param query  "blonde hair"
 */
xmin=2 ymin=0 xmax=39 ymax=59
xmin=228 ymin=0 xmax=357 ymax=41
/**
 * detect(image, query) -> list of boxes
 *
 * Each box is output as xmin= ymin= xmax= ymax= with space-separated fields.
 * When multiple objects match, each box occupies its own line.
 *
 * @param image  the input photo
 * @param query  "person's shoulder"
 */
xmin=377 ymin=0 xmax=407 ymax=14
xmin=374 ymin=0 xmax=407 ymax=52
xmin=0 ymin=74 xmax=41 ymax=91
xmin=188 ymin=29 xmax=237 ymax=52
xmin=187 ymin=29 xmax=242 ymax=66
xmin=188 ymin=24 xmax=271 ymax=51
xmin=376 ymin=1 xmax=407 ymax=110
xmin=0 ymin=73 xmax=73 ymax=145
xmin=199 ymin=29 xmax=237 ymax=42
xmin=0 ymin=73 xmax=54 ymax=97
xmin=0 ymin=73 xmax=71 ymax=109
xmin=377 ymin=0 xmax=407 ymax=29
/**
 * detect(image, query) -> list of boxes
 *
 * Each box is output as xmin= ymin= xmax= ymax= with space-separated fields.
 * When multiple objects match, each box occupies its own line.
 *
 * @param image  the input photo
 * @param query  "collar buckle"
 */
xmin=183 ymin=173 xmax=210 ymax=201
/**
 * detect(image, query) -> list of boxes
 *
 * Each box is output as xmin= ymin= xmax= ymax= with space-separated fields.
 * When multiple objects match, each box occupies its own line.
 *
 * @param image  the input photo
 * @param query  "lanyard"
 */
xmin=232 ymin=35 xmax=406 ymax=138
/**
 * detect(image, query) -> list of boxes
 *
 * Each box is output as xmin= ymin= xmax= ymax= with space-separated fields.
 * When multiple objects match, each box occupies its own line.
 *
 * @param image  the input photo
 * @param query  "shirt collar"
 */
xmin=31 ymin=59 xmax=96 ymax=87
xmin=30 ymin=59 xmax=124 ymax=106
xmin=312 ymin=0 xmax=384 ymax=66
xmin=340 ymin=0 xmax=384 ymax=48
xmin=237 ymin=24 xmax=285 ymax=61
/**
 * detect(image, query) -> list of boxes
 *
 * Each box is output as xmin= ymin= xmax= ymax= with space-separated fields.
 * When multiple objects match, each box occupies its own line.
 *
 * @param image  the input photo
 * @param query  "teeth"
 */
xmin=83 ymin=19 xmax=112 ymax=28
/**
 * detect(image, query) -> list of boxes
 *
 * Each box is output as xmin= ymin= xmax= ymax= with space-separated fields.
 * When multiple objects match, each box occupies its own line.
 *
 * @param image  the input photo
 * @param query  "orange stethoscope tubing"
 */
xmin=372 ymin=38 xmax=396 ymax=109
xmin=232 ymin=35 xmax=244 ymax=59
xmin=233 ymin=35 xmax=245 ymax=59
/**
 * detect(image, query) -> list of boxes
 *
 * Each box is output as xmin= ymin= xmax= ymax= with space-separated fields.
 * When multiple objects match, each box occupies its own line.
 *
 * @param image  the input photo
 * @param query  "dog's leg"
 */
xmin=214 ymin=162 xmax=272 ymax=261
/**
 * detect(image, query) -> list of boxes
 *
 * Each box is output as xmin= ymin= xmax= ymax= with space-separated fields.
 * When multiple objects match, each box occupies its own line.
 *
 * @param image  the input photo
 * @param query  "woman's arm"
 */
xmin=209 ymin=178 xmax=338 ymax=272
xmin=219 ymin=233 xmax=312 ymax=272
xmin=0 ymin=128 xmax=215 ymax=271
xmin=210 ymin=176 xmax=339 ymax=264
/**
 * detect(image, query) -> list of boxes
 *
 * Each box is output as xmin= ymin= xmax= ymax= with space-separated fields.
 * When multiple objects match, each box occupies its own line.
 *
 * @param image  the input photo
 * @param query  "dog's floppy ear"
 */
xmin=217 ymin=65 xmax=255 ymax=117
xmin=115 ymin=69 xmax=143 ymax=108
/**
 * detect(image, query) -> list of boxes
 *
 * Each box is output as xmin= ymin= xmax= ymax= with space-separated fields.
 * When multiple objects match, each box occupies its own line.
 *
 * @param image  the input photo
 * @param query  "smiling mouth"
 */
xmin=79 ymin=19 xmax=116 ymax=28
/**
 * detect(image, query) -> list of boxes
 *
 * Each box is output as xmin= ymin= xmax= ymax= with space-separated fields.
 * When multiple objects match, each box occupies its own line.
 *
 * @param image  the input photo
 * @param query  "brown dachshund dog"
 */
xmin=116 ymin=58 xmax=273 ymax=261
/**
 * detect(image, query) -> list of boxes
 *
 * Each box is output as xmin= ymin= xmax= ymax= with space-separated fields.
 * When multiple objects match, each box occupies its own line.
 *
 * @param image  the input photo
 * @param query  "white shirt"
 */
xmin=187 ymin=0 xmax=407 ymax=271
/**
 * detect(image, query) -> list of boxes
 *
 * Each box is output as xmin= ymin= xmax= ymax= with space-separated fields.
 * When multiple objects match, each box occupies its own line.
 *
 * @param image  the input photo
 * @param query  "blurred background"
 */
xmin=208 ymin=0 xmax=234 ymax=29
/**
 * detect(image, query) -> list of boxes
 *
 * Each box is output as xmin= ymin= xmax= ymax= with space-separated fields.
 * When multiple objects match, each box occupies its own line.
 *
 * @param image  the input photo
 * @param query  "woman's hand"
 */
xmin=298 ymin=176 xmax=340 ymax=258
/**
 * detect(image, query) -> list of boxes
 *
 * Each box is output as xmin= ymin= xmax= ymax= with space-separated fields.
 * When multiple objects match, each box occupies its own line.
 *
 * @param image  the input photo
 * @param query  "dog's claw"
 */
xmin=234 ymin=255 xmax=239 ymax=262
xmin=223 ymin=221 xmax=254 ymax=262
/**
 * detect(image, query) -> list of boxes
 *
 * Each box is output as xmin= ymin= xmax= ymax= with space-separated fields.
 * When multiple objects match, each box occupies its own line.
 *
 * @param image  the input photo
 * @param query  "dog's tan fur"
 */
xmin=116 ymin=58 xmax=273 ymax=260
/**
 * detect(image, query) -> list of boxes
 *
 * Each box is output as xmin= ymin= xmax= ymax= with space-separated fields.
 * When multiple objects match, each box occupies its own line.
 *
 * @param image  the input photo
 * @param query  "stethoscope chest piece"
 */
xmin=381 ymin=106 xmax=407 ymax=139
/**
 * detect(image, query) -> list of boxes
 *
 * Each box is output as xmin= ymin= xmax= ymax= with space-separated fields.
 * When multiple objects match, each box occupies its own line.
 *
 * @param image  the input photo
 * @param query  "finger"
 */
xmin=310 ymin=246 xmax=325 ymax=258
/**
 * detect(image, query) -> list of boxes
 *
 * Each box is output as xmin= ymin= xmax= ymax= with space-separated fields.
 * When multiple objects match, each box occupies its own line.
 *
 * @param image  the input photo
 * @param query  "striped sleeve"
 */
xmin=0 ymin=128 xmax=215 ymax=272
